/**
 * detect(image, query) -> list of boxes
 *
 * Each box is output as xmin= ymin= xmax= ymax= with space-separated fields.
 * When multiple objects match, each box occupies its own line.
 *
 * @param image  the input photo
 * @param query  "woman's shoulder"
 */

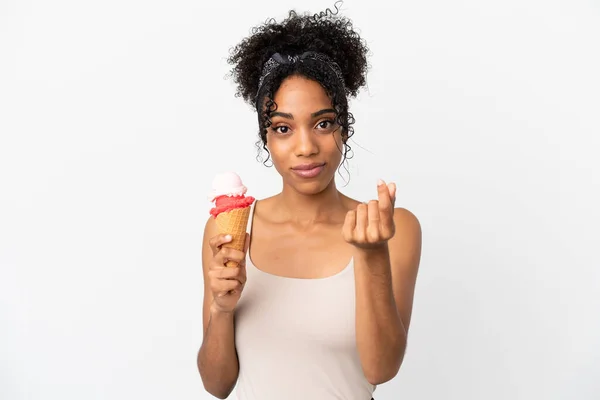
xmin=252 ymin=194 xmax=276 ymax=211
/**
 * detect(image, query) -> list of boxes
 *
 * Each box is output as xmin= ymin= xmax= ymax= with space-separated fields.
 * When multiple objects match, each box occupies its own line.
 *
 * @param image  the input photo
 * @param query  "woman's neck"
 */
xmin=273 ymin=180 xmax=349 ymax=225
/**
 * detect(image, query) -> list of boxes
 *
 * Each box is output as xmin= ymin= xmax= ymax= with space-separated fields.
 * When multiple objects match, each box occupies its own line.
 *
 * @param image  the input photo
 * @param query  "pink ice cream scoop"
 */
xmin=208 ymin=172 xmax=255 ymax=267
xmin=209 ymin=172 xmax=255 ymax=218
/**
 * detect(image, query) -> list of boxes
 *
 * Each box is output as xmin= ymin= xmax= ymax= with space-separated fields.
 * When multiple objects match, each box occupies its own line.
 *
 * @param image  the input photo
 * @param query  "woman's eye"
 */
xmin=317 ymin=120 xmax=335 ymax=130
xmin=272 ymin=126 xmax=289 ymax=134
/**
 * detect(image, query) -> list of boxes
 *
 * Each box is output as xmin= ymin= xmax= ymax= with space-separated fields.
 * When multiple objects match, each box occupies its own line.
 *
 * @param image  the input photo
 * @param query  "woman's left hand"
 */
xmin=342 ymin=179 xmax=397 ymax=250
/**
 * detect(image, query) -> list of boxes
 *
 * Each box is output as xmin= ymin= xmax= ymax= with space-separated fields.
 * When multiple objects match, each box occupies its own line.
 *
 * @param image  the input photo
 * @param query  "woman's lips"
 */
xmin=291 ymin=163 xmax=326 ymax=178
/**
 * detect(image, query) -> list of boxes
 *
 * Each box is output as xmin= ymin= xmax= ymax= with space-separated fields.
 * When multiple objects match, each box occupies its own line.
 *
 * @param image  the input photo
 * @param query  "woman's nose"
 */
xmin=294 ymin=128 xmax=318 ymax=157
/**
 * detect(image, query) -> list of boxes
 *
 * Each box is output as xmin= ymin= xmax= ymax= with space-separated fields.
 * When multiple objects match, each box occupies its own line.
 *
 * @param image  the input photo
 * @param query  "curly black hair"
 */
xmin=226 ymin=1 xmax=370 ymax=175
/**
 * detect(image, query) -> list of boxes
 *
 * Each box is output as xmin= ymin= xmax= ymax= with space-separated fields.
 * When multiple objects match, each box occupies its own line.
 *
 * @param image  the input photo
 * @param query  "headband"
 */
xmin=256 ymin=51 xmax=345 ymax=100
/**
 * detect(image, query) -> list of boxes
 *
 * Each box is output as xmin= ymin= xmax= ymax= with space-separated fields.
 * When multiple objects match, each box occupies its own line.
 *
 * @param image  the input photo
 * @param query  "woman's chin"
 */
xmin=286 ymin=174 xmax=335 ymax=195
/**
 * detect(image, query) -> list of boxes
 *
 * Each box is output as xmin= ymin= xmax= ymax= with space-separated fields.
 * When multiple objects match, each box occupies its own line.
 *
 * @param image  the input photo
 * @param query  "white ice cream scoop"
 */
xmin=208 ymin=171 xmax=248 ymax=202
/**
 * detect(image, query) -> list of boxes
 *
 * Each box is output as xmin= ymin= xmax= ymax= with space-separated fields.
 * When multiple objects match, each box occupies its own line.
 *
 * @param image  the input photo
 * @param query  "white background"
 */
xmin=1 ymin=0 xmax=599 ymax=399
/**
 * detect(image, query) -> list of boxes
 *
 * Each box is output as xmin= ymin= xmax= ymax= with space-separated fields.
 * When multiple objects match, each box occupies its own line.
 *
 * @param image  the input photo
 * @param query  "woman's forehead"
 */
xmin=271 ymin=77 xmax=332 ymax=111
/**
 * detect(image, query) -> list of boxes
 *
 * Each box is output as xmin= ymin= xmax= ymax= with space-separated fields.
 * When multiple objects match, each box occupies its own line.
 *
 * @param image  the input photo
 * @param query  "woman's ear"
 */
xmin=341 ymin=129 xmax=348 ymax=143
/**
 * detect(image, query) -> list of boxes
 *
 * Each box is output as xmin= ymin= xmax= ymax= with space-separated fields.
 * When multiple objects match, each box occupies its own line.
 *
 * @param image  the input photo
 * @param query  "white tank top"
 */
xmin=233 ymin=201 xmax=376 ymax=400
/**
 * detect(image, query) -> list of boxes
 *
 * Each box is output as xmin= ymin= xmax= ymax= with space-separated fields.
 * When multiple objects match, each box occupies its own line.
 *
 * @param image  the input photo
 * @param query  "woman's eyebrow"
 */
xmin=311 ymin=108 xmax=337 ymax=118
xmin=270 ymin=111 xmax=294 ymax=119
xmin=270 ymin=108 xmax=337 ymax=120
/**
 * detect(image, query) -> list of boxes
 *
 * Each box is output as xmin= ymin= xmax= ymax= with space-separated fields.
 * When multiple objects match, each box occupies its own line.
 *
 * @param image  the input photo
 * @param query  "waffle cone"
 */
xmin=214 ymin=205 xmax=251 ymax=267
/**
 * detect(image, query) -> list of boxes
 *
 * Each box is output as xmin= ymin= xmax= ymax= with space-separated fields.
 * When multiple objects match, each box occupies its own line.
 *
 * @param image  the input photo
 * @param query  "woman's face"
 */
xmin=264 ymin=75 xmax=345 ymax=195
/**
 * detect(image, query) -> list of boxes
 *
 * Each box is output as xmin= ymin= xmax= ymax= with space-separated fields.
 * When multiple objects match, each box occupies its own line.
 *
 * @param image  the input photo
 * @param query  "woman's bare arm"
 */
xmin=197 ymin=217 xmax=240 ymax=399
xmin=353 ymin=207 xmax=422 ymax=385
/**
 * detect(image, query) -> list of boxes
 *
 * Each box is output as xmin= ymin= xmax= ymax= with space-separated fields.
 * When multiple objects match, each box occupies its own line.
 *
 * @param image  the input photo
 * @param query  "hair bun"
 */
xmin=227 ymin=2 xmax=370 ymax=105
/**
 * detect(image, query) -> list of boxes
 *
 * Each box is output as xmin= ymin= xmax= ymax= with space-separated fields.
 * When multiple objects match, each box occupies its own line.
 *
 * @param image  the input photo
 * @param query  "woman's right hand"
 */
xmin=207 ymin=233 xmax=249 ymax=314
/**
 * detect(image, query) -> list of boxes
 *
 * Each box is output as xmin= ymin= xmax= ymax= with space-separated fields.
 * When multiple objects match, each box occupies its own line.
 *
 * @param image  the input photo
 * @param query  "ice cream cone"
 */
xmin=214 ymin=205 xmax=251 ymax=267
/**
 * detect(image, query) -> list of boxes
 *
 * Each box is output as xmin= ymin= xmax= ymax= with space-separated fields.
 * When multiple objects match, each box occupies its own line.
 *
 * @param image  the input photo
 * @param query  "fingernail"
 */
xmin=377 ymin=179 xmax=385 ymax=186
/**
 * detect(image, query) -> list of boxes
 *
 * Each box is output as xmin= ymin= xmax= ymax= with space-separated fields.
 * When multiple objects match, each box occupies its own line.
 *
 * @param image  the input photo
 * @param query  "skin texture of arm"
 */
xmin=196 ymin=217 xmax=240 ymax=399
xmin=343 ymin=181 xmax=422 ymax=385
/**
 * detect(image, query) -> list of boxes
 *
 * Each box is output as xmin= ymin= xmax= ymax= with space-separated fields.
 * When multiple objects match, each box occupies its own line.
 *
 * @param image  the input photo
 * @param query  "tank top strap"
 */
xmin=246 ymin=200 xmax=257 ymax=235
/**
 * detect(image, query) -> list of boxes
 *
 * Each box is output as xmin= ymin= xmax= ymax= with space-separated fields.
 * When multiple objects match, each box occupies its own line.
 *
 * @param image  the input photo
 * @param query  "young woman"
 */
xmin=197 ymin=4 xmax=422 ymax=399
